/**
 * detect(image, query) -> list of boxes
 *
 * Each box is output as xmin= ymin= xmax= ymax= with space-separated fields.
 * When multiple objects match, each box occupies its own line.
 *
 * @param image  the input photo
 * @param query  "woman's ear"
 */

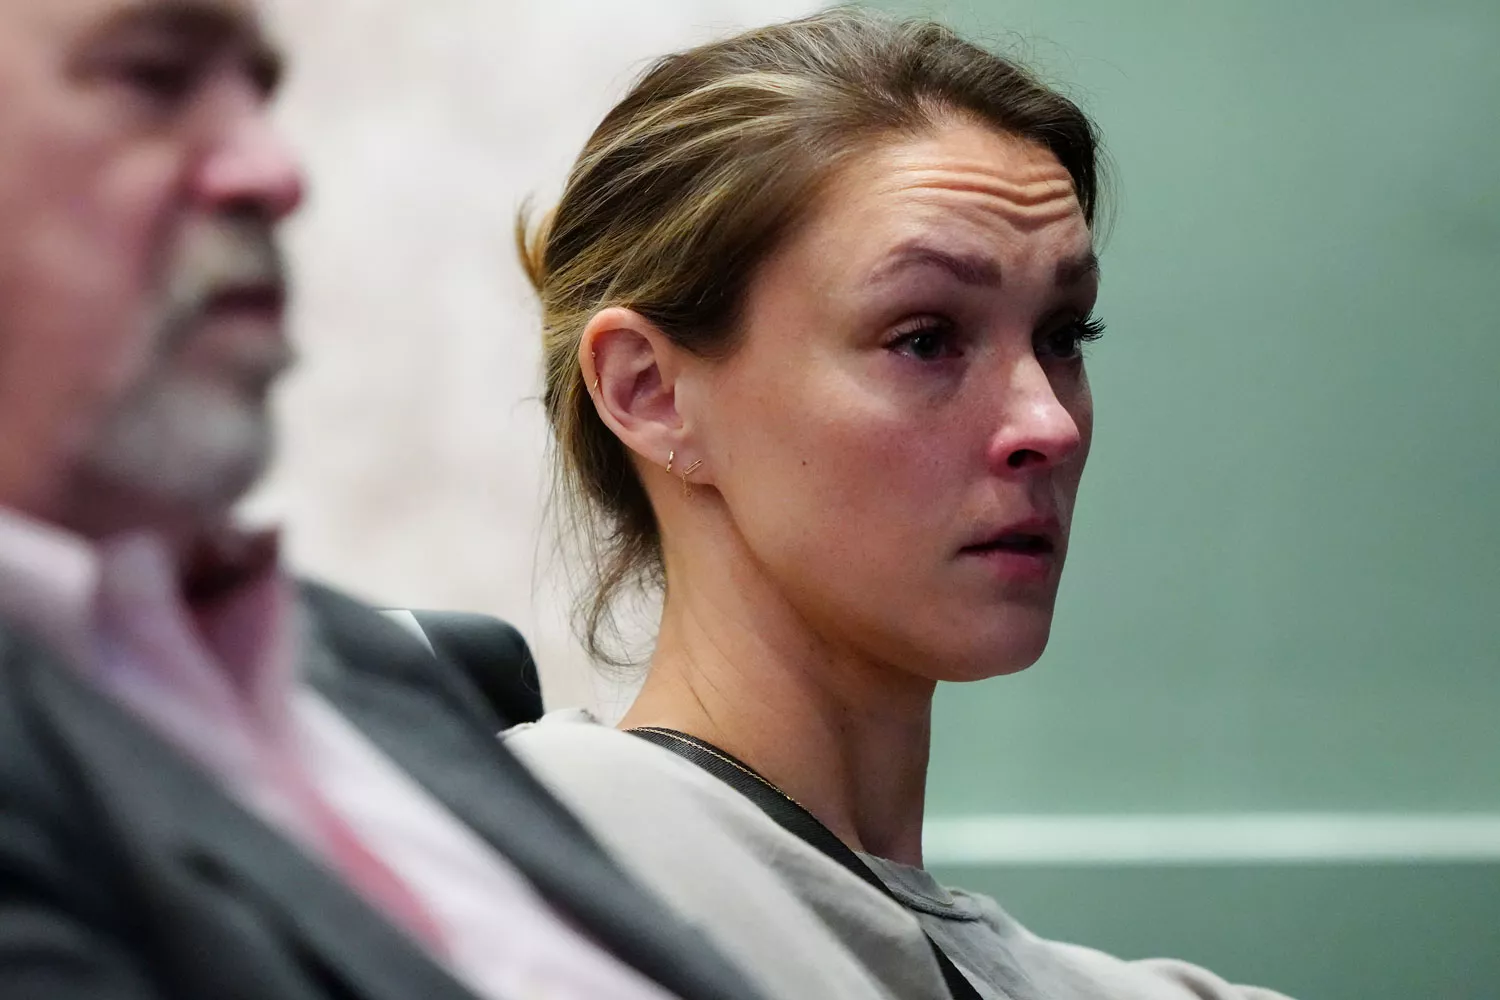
xmin=580 ymin=308 xmax=689 ymax=471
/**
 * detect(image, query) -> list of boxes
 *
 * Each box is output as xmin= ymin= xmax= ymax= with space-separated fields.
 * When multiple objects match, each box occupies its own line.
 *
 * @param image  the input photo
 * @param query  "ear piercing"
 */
xmin=680 ymin=460 xmax=703 ymax=498
xmin=666 ymin=452 xmax=703 ymax=497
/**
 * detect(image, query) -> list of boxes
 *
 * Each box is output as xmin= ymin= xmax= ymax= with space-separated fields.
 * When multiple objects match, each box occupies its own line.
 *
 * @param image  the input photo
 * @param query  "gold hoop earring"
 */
xmin=666 ymin=450 xmax=675 ymax=474
xmin=681 ymin=460 xmax=704 ymax=499
xmin=590 ymin=350 xmax=600 ymax=392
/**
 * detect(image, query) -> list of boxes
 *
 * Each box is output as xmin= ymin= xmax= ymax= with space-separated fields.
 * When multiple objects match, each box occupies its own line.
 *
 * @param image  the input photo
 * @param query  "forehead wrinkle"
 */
xmin=903 ymin=186 xmax=1082 ymax=234
xmin=884 ymin=161 xmax=1081 ymax=231
xmin=899 ymin=168 xmax=1077 ymax=205
xmin=799 ymin=139 xmax=1090 ymax=296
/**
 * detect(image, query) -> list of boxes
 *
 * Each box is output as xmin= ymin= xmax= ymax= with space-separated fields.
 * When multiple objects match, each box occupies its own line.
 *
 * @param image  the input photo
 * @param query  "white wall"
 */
xmin=250 ymin=1 xmax=816 ymax=714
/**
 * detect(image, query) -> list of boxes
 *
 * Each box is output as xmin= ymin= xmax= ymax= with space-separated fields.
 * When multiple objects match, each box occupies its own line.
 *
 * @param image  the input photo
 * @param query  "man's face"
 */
xmin=0 ymin=0 xmax=303 ymax=538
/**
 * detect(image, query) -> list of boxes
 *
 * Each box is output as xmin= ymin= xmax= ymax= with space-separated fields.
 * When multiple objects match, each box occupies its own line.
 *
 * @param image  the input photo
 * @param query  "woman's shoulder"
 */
xmin=499 ymin=707 xmax=649 ymax=766
xmin=948 ymin=886 xmax=1297 ymax=1000
xmin=501 ymin=710 xmax=915 ymax=1000
xmin=504 ymin=707 xmax=756 ymax=809
xmin=501 ymin=708 xmax=850 ymax=875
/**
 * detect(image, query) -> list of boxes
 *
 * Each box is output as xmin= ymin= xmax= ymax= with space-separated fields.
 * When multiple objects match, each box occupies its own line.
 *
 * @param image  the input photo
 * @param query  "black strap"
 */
xmin=630 ymin=728 xmax=984 ymax=1000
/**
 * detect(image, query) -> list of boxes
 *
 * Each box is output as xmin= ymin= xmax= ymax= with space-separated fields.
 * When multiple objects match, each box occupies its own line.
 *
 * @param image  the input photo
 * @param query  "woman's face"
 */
xmin=697 ymin=120 xmax=1098 ymax=681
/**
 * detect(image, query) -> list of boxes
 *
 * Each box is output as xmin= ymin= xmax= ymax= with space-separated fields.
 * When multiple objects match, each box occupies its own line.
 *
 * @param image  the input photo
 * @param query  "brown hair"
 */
xmin=519 ymin=6 xmax=1105 ymax=665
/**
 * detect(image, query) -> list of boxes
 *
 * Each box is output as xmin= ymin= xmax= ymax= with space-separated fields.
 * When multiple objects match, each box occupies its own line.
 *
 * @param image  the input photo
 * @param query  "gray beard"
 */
xmin=74 ymin=374 xmax=274 ymax=532
xmin=63 ymin=214 xmax=288 ymax=537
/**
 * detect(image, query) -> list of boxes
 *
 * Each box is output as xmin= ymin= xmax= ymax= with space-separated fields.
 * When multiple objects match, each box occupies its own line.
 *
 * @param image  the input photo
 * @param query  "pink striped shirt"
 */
xmin=0 ymin=507 xmax=676 ymax=1000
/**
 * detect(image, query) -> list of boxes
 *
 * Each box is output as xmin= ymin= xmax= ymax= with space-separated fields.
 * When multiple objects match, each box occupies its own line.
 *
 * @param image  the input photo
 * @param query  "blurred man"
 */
xmin=0 ymin=3 xmax=764 ymax=999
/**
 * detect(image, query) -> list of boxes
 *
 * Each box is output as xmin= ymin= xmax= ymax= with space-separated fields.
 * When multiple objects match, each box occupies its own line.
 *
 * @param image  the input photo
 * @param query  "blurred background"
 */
xmin=252 ymin=1 xmax=1500 ymax=998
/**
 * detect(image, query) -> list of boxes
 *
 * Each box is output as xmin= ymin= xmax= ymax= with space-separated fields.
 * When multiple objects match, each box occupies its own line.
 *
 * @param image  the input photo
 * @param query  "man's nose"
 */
xmin=190 ymin=99 xmax=306 ymax=221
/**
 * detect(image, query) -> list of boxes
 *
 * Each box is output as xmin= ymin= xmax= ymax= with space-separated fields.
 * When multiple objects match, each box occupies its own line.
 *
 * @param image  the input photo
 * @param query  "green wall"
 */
xmin=929 ymin=861 xmax=1500 ymax=1000
xmin=867 ymin=0 xmax=1500 ymax=996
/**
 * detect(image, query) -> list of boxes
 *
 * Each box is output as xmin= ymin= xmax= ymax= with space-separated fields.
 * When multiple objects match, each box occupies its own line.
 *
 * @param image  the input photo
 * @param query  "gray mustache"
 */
xmin=158 ymin=217 xmax=287 ymax=351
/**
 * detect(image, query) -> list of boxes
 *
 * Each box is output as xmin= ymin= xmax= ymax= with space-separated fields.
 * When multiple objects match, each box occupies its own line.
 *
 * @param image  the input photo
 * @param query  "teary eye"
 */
xmin=887 ymin=316 xmax=963 ymax=362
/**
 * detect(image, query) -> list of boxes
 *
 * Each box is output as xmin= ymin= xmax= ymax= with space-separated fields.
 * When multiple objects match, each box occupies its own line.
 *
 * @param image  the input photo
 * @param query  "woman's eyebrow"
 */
xmin=1056 ymin=250 xmax=1100 ymax=287
xmin=867 ymin=243 xmax=1004 ymax=288
xmin=865 ymin=243 xmax=1099 ymax=289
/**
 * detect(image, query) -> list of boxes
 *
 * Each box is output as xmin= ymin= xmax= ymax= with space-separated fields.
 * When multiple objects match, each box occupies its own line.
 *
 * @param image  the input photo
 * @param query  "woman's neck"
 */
xmin=619 ymin=550 xmax=938 ymax=866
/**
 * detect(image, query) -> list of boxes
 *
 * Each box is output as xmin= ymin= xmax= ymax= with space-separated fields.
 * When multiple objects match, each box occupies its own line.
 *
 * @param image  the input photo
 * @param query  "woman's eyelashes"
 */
xmin=884 ymin=312 xmax=1106 ymax=365
xmin=885 ymin=315 xmax=963 ymax=362
xmin=1036 ymin=314 xmax=1106 ymax=362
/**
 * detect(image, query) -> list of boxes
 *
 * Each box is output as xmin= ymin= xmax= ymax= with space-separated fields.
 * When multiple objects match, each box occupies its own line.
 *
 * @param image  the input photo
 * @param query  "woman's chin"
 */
xmin=922 ymin=616 xmax=1055 ymax=683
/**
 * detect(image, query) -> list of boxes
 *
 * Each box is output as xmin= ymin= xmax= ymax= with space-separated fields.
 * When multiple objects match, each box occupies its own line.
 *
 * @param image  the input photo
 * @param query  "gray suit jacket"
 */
xmin=0 ymin=581 xmax=762 ymax=1000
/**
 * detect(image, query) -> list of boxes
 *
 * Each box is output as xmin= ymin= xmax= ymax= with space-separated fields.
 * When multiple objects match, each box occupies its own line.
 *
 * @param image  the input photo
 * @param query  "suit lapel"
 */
xmin=21 ymin=641 xmax=476 ymax=1000
xmin=301 ymin=586 xmax=768 ymax=1000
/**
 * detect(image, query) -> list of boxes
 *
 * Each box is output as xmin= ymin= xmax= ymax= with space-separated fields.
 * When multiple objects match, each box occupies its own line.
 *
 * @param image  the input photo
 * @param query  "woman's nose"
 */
xmin=985 ymin=359 xmax=1086 ymax=474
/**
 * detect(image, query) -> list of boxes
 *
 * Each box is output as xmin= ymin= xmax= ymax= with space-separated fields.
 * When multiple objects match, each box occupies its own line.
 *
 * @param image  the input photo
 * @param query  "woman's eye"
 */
xmin=888 ymin=319 xmax=962 ymax=362
xmin=1037 ymin=315 xmax=1107 ymax=362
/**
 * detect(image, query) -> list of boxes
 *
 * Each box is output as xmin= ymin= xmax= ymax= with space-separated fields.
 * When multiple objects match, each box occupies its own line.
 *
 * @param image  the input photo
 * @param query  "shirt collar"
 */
xmin=0 ymin=506 xmax=99 ymax=665
xmin=0 ymin=506 xmax=290 ymax=692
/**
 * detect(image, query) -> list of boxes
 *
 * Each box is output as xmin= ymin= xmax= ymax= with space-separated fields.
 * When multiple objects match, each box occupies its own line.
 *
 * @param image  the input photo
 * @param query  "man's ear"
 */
xmin=579 ymin=307 xmax=688 ymax=471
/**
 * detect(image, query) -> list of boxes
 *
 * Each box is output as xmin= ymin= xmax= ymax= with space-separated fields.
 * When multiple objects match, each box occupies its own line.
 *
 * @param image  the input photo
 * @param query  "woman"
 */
xmin=505 ymin=9 xmax=1292 ymax=1000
